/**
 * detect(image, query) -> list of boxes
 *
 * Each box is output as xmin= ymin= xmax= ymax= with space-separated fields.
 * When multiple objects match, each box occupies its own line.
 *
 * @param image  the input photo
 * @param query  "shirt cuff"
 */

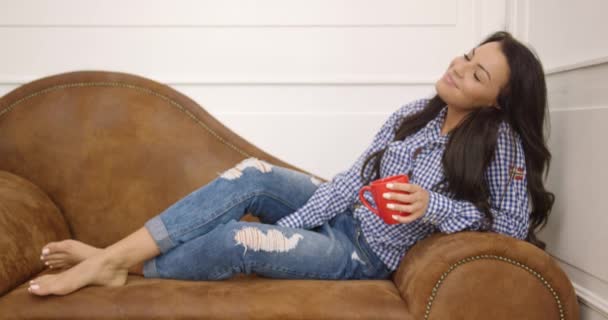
xmin=275 ymin=213 xmax=305 ymax=229
xmin=421 ymin=191 xmax=453 ymax=228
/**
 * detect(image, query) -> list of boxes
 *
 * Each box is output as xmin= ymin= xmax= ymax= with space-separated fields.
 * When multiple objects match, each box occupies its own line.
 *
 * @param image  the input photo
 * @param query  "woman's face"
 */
xmin=435 ymin=41 xmax=511 ymax=110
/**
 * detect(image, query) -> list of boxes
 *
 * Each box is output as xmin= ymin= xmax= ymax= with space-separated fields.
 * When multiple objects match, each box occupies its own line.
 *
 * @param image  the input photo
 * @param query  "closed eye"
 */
xmin=463 ymin=53 xmax=481 ymax=82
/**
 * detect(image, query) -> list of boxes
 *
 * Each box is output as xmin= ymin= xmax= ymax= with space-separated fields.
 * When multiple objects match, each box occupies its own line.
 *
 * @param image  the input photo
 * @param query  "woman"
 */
xmin=28 ymin=31 xmax=554 ymax=296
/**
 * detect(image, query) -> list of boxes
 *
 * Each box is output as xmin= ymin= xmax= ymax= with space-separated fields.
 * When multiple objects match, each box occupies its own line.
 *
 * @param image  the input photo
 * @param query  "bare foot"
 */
xmin=28 ymin=254 xmax=128 ymax=296
xmin=40 ymin=240 xmax=102 ymax=270
xmin=40 ymin=240 xmax=144 ymax=275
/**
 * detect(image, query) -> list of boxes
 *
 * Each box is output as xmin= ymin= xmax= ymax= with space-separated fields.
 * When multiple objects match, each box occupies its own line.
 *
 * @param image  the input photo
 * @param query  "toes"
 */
xmin=45 ymin=260 xmax=70 ymax=269
xmin=42 ymin=260 xmax=55 ymax=268
xmin=50 ymin=262 xmax=69 ymax=270
xmin=28 ymin=283 xmax=49 ymax=296
xmin=28 ymin=284 xmax=40 ymax=294
xmin=42 ymin=253 xmax=68 ymax=261
xmin=41 ymin=242 xmax=55 ymax=256
xmin=28 ymin=276 xmax=49 ymax=296
xmin=43 ymin=240 xmax=73 ymax=256
xmin=52 ymin=240 xmax=71 ymax=252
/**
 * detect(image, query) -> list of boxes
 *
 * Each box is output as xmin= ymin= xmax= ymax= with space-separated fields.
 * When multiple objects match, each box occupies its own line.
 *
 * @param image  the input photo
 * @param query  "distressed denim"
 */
xmin=142 ymin=158 xmax=392 ymax=281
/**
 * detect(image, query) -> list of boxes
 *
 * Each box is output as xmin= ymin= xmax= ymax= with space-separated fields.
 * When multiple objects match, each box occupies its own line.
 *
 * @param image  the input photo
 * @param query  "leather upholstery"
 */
xmin=0 ymin=71 xmax=315 ymax=250
xmin=0 ymin=171 xmax=70 ymax=296
xmin=0 ymin=71 xmax=580 ymax=319
xmin=393 ymin=231 xmax=580 ymax=319
xmin=2 ymin=271 xmax=409 ymax=320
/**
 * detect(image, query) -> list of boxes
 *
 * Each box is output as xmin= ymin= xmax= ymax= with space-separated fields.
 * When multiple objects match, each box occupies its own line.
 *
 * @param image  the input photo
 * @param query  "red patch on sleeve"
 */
xmin=510 ymin=166 xmax=525 ymax=180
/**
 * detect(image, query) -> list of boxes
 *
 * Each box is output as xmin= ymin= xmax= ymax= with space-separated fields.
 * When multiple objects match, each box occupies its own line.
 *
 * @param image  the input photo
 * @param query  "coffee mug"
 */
xmin=358 ymin=174 xmax=411 ymax=225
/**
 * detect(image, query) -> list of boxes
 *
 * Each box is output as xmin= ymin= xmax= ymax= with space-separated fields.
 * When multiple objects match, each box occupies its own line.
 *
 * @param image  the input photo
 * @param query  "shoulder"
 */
xmin=391 ymin=97 xmax=431 ymax=122
xmin=492 ymin=121 xmax=526 ymax=164
xmin=496 ymin=121 xmax=523 ymax=149
xmin=399 ymin=97 xmax=431 ymax=115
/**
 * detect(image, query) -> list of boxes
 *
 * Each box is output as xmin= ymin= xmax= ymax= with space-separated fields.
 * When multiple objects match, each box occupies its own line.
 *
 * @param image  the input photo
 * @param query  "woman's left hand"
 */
xmin=384 ymin=182 xmax=430 ymax=224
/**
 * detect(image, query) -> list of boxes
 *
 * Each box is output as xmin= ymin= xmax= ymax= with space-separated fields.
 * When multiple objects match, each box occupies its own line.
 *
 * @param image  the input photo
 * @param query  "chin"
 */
xmin=434 ymin=81 xmax=455 ymax=106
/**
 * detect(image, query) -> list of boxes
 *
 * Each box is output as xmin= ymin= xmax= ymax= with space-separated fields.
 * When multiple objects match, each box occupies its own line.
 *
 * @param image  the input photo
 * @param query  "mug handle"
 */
xmin=358 ymin=186 xmax=378 ymax=215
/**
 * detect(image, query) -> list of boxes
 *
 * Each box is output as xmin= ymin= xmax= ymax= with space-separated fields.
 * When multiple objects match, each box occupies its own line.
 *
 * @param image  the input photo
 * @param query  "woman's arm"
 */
xmin=275 ymin=98 xmax=429 ymax=230
xmin=390 ymin=123 xmax=530 ymax=239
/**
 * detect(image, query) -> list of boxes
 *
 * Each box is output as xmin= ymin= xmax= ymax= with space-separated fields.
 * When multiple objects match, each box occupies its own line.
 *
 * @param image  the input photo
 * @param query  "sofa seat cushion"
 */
xmin=0 ymin=270 xmax=408 ymax=319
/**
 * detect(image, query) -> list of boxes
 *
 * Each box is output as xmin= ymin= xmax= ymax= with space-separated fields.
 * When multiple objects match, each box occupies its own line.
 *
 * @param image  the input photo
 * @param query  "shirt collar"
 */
xmin=424 ymin=106 xmax=449 ymax=144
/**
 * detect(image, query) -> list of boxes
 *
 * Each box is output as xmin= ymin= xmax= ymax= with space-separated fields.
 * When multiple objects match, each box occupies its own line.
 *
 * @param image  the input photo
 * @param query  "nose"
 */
xmin=452 ymin=59 xmax=471 ymax=78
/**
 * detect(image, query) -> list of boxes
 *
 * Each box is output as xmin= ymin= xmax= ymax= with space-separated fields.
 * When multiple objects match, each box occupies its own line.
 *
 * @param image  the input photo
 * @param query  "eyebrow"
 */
xmin=472 ymin=48 xmax=492 ymax=81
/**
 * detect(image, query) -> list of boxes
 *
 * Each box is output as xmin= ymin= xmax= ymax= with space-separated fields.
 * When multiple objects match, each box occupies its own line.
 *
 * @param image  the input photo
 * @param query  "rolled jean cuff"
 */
xmin=144 ymin=216 xmax=175 ymax=254
xmin=142 ymin=258 xmax=160 ymax=278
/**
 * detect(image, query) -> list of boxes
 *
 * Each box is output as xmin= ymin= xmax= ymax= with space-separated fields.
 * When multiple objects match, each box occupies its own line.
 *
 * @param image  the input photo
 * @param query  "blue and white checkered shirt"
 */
xmin=276 ymin=98 xmax=531 ymax=272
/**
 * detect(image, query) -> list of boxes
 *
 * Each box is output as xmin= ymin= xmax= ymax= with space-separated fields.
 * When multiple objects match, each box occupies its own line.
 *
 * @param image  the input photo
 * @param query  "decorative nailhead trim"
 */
xmin=424 ymin=255 xmax=565 ymax=320
xmin=0 ymin=81 xmax=253 ymax=159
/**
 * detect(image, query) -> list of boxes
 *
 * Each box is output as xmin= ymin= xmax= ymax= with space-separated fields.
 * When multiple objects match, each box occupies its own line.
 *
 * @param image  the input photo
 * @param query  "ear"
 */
xmin=495 ymin=86 xmax=510 ymax=110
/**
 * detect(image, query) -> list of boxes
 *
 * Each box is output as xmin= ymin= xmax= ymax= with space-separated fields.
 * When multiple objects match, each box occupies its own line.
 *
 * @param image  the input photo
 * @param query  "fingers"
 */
xmin=383 ymin=191 xmax=417 ymax=203
xmin=387 ymin=182 xmax=419 ymax=193
xmin=387 ymin=202 xmax=420 ymax=213
xmin=383 ymin=182 xmax=430 ymax=225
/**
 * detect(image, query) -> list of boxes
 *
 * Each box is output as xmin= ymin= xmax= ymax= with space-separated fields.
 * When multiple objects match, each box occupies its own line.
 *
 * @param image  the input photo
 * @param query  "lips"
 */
xmin=443 ymin=73 xmax=458 ymax=88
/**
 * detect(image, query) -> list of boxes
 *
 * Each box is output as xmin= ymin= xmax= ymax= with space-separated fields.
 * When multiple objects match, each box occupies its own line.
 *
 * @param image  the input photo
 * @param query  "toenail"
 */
xmin=30 ymin=284 xmax=39 ymax=290
xmin=42 ymin=248 xmax=50 ymax=255
xmin=44 ymin=261 xmax=48 ymax=266
xmin=49 ymin=265 xmax=53 ymax=269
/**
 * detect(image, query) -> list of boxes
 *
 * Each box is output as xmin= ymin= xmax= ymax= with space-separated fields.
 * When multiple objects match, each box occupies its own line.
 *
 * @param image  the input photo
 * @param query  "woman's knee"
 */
xmin=217 ymin=157 xmax=321 ymax=206
xmin=217 ymin=157 xmax=302 ymax=191
xmin=218 ymin=157 xmax=274 ymax=181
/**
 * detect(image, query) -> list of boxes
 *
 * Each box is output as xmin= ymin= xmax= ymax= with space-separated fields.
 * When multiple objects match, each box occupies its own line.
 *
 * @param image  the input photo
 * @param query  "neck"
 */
xmin=441 ymin=105 xmax=469 ymax=135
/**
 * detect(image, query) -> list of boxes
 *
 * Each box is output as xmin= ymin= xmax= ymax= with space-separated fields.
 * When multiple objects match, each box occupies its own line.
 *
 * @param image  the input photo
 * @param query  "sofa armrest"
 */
xmin=392 ymin=231 xmax=580 ymax=320
xmin=0 ymin=171 xmax=70 ymax=296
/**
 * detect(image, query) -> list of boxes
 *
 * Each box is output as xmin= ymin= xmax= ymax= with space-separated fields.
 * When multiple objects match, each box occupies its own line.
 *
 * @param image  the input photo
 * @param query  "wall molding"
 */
xmin=551 ymin=255 xmax=608 ymax=317
xmin=0 ymin=0 xmax=457 ymax=27
xmin=574 ymin=284 xmax=608 ymax=318
xmin=0 ymin=24 xmax=457 ymax=29
xmin=473 ymin=0 xmax=507 ymax=42
xmin=505 ymin=0 xmax=529 ymax=42
xmin=545 ymin=56 xmax=608 ymax=75
xmin=0 ymin=74 xmax=439 ymax=86
xmin=549 ymin=106 xmax=608 ymax=113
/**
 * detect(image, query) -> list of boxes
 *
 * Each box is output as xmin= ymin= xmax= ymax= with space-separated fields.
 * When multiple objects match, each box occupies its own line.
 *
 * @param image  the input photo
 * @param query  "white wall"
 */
xmin=508 ymin=0 xmax=608 ymax=319
xmin=2 ymin=0 xmax=603 ymax=317
xmin=0 ymin=0 xmax=505 ymax=179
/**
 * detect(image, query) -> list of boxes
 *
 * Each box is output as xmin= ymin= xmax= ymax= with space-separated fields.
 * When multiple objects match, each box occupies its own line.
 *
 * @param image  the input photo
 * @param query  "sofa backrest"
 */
xmin=0 ymin=71 xmax=307 ymax=247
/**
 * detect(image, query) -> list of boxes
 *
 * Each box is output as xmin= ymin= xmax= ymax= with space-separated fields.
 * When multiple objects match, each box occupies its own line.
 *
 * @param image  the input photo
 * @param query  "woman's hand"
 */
xmin=383 ymin=182 xmax=430 ymax=224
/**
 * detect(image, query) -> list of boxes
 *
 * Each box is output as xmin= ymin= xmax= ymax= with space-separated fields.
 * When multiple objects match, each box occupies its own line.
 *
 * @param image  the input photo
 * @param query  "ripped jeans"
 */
xmin=142 ymin=158 xmax=392 ymax=281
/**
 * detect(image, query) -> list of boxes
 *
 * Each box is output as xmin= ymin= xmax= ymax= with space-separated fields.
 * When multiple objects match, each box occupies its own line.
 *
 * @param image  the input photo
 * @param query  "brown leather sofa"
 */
xmin=0 ymin=71 xmax=580 ymax=319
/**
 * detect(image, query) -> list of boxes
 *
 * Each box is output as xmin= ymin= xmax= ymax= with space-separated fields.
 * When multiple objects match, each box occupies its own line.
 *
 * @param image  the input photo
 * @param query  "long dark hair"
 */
xmin=360 ymin=31 xmax=554 ymax=250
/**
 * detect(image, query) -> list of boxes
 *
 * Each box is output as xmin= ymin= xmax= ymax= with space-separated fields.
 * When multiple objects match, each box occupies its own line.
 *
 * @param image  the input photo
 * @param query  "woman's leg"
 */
xmin=41 ymin=157 xmax=316 ymax=273
xmin=142 ymin=215 xmax=388 ymax=281
xmin=142 ymin=158 xmax=320 ymax=254
xmin=39 ymin=240 xmax=147 ymax=274
xmin=28 ymin=158 xmax=321 ymax=295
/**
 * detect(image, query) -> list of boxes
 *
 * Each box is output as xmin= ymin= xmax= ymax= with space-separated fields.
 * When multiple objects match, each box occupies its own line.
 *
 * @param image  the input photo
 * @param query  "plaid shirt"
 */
xmin=276 ymin=98 xmax=531 ymax=271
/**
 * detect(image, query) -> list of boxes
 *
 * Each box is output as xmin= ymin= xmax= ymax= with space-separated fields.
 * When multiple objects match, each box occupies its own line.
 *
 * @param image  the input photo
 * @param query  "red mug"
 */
xmin=358 ymin=175 xmax=411 ymax=225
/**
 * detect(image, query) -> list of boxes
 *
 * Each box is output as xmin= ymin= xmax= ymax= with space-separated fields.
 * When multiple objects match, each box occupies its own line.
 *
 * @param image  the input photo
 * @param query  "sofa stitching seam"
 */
xmin=0 ymin=81 xmax=252 ymax=159
xmin=423 ymin=254 xmax=565 ymax=320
